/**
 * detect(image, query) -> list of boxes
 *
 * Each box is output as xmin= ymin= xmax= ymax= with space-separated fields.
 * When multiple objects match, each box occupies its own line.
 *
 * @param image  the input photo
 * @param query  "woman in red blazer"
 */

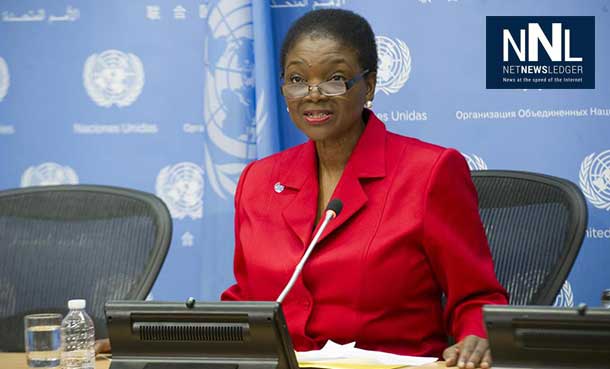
xmin=222 ymin=8 xmax=508 ymax=369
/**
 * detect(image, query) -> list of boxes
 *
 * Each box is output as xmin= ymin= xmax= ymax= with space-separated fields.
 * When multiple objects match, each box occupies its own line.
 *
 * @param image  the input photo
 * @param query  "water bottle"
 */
xmin=602 ymin=289 xmax=610 ymax=309
xmin=61 ymin=299 xmax=95 ymax=369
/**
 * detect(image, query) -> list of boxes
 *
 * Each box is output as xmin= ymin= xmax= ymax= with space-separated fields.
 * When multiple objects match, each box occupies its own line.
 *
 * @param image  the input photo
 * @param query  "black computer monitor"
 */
xmin=104 ymin=300 xmax=299 ymax=369
xmin=484 ymin=305 xmax=610 ymax=369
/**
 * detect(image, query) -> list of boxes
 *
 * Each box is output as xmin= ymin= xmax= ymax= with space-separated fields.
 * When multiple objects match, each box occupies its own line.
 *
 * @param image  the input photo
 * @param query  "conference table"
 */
xmin=0 ymin=353 xmax=454 ymax=369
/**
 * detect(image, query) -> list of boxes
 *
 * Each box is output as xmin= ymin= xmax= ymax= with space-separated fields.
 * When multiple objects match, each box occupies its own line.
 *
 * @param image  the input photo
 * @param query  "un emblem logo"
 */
xmin=156 ymin=162 xmax=204 ymax=220
xmin=553 ymin=280 xmax=574 ymax=307
xmin=375 ymin=36 xmax=411 ymax=95
xmin=203 ymin=0 xmax=264 ymax=199
xmin=579 ymin=150 xmax=610 ymax=210
xmin=0 ymin=57 xmax=9 ymax=102
xmin=21 ymin=162 xmax=79 ymax=187
xmin=83 ymin=49 xmax=145 ymax=108
xmin=462 ymin=153 xmax=488 ymax=171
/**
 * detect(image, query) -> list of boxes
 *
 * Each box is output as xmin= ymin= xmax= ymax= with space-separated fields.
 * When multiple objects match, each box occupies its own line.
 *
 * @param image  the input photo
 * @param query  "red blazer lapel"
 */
xmin=279 ymin=141 xmax=318 ymax=247
xmin=278 ymin=112 xmax=388 ymax=247
xmin=316 ymin=165 xmax=368 ymax=242
xmin=316 ymin=112 xmax=387 ymax=243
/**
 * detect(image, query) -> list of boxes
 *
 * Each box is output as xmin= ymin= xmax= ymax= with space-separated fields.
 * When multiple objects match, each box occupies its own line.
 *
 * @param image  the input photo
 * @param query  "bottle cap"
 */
xmin=602 ymin=289 xmax=610 ymax=300
xmin=68 ymin=299 xmax=86 ymax=309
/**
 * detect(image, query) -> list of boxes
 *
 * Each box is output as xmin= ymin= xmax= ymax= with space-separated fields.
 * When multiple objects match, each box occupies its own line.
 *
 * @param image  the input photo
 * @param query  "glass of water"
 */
xmin=24 ymin=313 xmax=63 ymax=368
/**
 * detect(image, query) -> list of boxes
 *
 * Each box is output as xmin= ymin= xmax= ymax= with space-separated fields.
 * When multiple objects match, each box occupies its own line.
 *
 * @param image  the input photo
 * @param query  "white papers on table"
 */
xmin=296 ymin=340 xmax=438 ymax=368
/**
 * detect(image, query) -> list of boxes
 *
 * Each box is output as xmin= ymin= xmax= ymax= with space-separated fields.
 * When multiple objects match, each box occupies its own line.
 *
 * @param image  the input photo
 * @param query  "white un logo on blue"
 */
xmin=156 ymin=162 xmax=204 ymax=220
xmin=553 ymin=281 xmax=574 ymax=307
xmin=0 ymin=57 xmax=9 ymax=102
xmin=462 ymin=153 xmax=488 ymax=171
xmin=579 ymin=150 xmax=610 ymax=210
xmin=83 ymin=49 xmax=145 ymax=108
xmin=376 ymin=36 xmax=411 ymax=95
xmin=21 ymin=163 xmax=79 ymax=187
xmin=202 ymin=0 xmax=264 ymax=200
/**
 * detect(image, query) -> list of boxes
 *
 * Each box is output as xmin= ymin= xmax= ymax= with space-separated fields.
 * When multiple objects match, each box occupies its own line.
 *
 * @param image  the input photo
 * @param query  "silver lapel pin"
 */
xmin=274 ymin=182 xmax=285 ymax=193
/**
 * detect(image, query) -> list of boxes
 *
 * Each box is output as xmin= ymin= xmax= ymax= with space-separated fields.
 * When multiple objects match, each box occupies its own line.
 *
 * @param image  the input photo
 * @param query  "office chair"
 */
xmin=0 ymin=185 xmax=172 ymax=351
xmin=471 ymin=170 xmax=588 ymax=305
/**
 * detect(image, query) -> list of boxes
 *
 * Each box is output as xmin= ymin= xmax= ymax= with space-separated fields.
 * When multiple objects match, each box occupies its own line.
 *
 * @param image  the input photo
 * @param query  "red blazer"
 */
xmin=222 ymin=112 xmax=508 ymax=357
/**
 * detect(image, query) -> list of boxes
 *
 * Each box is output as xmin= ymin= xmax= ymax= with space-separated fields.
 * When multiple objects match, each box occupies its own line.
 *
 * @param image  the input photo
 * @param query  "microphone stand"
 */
xmin=276 ymin=209 xmax=337 ymax=303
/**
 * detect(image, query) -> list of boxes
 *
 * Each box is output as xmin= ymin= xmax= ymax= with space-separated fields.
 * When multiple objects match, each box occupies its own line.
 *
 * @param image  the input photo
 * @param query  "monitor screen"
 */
xmin=105 ymin=300 xmax=299 ymax=369
xmin=484 ymin=305 xmax=610 ymax=369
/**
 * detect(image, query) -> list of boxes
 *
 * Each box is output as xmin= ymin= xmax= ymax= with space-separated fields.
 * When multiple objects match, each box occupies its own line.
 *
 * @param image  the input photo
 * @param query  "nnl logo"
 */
xmin=503 ymin=23 xmax=582 ymax=62
xmin=487 ymin=16 xmax=595 ymax=89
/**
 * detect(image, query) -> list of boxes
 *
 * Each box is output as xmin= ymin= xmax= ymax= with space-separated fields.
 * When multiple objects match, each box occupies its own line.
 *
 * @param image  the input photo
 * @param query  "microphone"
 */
xmin=276 ymin=198 xmax=343 ymax=303
xmin=325 ymin=198 xmax=343 ymax=218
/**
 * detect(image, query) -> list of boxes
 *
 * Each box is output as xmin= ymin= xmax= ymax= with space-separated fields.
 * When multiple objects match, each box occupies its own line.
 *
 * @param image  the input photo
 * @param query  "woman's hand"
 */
xmin=443 ymin=335 xmax=491 ymax=368
xmin=95 ymin=338 xmax=111 ymax=355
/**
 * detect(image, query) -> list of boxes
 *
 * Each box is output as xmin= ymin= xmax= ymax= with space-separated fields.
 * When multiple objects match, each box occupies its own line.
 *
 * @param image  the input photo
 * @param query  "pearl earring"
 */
xmin=286 ymin=107 xmax=290 ymax=113
xmin=365 ymin=100 xmax=373 ymax=109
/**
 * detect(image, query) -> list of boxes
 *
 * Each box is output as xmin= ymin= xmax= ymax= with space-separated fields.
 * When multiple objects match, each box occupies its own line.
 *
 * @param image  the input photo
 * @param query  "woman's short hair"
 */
xmin=280 ymin=9 xmax=378 ymax=76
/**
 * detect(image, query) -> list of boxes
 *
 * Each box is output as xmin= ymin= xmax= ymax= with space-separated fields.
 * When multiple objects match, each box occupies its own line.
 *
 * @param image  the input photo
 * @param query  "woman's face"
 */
xmin=282 ymin=35 xmax=376 ymax=143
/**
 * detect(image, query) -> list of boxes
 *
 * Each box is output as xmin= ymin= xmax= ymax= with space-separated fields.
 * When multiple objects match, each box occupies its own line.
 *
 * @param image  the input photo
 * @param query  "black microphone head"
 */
xmin=326 ymin=198 xmax=343 ymax=216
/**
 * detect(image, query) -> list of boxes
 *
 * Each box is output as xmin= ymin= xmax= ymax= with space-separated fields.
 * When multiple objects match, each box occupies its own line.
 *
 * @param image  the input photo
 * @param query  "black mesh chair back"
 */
xmin=471 ymin=170 xmax=587 ymax=306
xmin=0 ymin=185 xmax=171 ymax=352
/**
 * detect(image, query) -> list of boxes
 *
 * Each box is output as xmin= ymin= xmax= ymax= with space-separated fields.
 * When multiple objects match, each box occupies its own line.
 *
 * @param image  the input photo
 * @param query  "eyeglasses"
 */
xmin=281 ymin=69 xmax=369 ymax=99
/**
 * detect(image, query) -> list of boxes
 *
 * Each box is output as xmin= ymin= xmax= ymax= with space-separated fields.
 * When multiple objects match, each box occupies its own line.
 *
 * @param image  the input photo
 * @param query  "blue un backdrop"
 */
xmin=0 ymin=0 xmax=609 ymax=308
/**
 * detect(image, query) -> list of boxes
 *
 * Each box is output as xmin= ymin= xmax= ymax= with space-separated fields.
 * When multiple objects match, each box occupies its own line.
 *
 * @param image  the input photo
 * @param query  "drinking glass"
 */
xmin=24 ymin=313 xmax=63 ymax=368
